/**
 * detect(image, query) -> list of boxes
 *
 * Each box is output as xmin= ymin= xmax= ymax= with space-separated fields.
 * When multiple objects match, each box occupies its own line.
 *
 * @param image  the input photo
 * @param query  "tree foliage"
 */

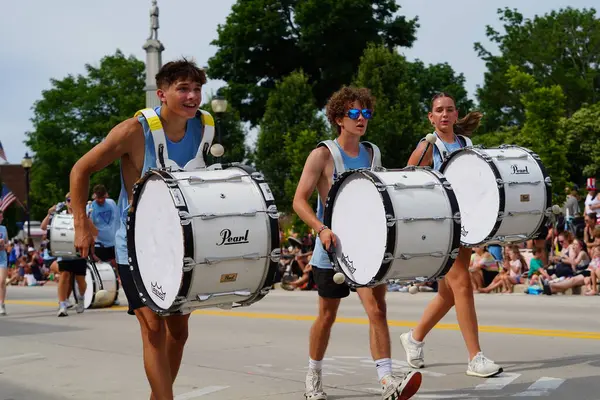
xmin=254 ymin=71 xmax=327 ymax=213
xmin=558 ymin=102 xmax=600 ymax=180
xmin=25 ymin=51 xmax=145 ymax=219
xmin=475 ymin=7 xmax=600 ymax=132
xmin=208 ymin=0 xmax=418 ymax=125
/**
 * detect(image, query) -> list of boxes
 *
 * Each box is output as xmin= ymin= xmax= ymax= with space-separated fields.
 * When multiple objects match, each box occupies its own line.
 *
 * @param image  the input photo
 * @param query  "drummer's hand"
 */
xmin=319 ymin=228 xmax=337 ymax=252
xmin=92 ymin=254 xmax=101 ymax=263
xmin=48 ymin=205 xmax=56 ymax=215
xmin=74 ymin=219 xmax=97 ymax=258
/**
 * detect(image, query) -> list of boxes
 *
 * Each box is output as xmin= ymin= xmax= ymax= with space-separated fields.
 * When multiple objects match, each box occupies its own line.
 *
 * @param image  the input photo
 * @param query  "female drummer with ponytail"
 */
xmin=400 ymin=92 xmax=503 ymax=378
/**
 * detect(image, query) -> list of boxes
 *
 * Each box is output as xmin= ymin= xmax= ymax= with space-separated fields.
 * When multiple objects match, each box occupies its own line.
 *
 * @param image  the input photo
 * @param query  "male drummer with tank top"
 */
xmin=293 ymin=86 xmax=422 ymax=400
xmin=41 ymin=192 xmax=88 ymax=317
xmin=87 ymin=184 xmax=120 ymax=305
xmin=69 ymin=59 xmax=213 ymax=400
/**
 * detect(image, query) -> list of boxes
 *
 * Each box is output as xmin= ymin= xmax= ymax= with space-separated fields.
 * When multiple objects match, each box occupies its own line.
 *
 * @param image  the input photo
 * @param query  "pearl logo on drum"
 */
xmin=151 ymin=282 xmax=166 ymax=301
xmin=511 ymin=164 xmax=529 ymax=175
xmin=217 ymin=229 xmax=250 ymax=246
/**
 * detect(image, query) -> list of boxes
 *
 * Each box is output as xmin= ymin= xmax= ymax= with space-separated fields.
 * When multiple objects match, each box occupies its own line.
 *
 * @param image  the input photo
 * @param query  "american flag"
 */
xmin=0 ymin=184 xmax=16 ymax=212
xmin=0 ymin=141 xmax=6 ymax=164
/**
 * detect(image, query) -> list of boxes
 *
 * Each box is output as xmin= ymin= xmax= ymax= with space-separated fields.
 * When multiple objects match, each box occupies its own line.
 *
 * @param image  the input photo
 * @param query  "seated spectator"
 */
xmin=527 ymin=247 xmax=551 ymax=286
xmin=469 ymin=246 xmax=498 ymax=292
xmin=584 ymin=246 xmax=600 ymax=295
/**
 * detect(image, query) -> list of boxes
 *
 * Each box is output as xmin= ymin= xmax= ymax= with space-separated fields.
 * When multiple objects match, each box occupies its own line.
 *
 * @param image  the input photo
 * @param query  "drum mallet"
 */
xmin=415 ymin=134 xmax=437 ymax=166
xmin=210 ymin=144 xmax=225 ymax=158
xmin=333 ymin=272 xmax=345 ymax=284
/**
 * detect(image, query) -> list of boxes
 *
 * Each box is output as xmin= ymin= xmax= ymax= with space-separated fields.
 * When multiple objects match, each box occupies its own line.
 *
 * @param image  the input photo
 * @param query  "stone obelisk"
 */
xmin=143 ymin=0 xmax=165 ymax=108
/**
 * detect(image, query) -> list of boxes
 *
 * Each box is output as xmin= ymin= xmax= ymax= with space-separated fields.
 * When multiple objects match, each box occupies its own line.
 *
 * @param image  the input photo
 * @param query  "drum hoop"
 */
xmin=440 ymin=148 xmax=506 ymax=247
xmin=420 ymin=169 xmax=462 ymax=280
xmin=127 ymin=168 xmax=194 ymax=316
xmin=323 ymin=168 xmax=395 ymax=288
xmin=224 ymin=163 xmax=280 ymax=306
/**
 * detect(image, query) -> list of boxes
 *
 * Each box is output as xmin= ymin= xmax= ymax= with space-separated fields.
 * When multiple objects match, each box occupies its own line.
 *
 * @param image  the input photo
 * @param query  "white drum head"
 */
xmin=134 ymin=175 xmax=184 ymax=310
xmin=330 ymin=173 xmax=387 ymax=285
xmin=443 ymin=152 xmax=499 ymax=244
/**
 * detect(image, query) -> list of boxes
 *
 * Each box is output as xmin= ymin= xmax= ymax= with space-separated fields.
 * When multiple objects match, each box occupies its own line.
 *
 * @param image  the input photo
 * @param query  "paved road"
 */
xmin=1 ymin=287 xmax=599 ymax=400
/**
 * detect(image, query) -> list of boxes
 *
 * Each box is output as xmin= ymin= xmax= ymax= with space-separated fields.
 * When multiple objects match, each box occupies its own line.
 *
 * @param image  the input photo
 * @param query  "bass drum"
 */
xmin=440 ymin=145 xmax=553 ymax=246
xmin=127 ymin=163 xmax=281 ymax=316
xmin=48 ymin=213 xmax=77 ymax=257
xmin=74 ymin=261 xmax=118 ymax=309
xmin=323 ymin=167 xmax=461 ymax=288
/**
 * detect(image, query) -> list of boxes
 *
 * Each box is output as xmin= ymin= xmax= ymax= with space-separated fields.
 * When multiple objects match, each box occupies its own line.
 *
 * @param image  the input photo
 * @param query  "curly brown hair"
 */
xmin=431 ymin=92 xmax=482 ymax=137
xmin=326 ymin=86 xmax=375 ymax=135
xmin=156 ymin=58 xmax=207 ymax=89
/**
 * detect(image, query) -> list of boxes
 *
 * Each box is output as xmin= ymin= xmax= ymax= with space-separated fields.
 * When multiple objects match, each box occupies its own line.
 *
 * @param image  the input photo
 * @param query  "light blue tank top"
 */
xmin=89 ymin=198 xmax=119 ymax=247
xmin=115 ymin=106 xmax=204 ymax=265
xmin=310 ymin=140 xmax=372 ymax=269
xmin=426 ymin=133 xmax=467 ymax=171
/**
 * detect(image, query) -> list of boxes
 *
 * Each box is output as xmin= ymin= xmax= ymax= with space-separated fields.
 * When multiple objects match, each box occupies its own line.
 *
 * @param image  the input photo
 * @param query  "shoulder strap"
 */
xmin=183 ymin=109 xmax=216 ymax=170
xmin=360 ymin=141 xmax=382 ymax=170
xmin=458 ymin=135 xmax=473 ymax=147
xmin=317 ymin=140 xmax=346 ymax=174
xmin=432 ymin=133 xmax=449 ymax=161
xmin=134 ymin=108 xmax=178 ymax=170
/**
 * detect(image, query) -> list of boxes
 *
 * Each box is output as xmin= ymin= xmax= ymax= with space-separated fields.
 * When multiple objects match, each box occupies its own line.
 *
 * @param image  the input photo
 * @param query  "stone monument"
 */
xmin=143 ymin=0 xmax=164 ymax=108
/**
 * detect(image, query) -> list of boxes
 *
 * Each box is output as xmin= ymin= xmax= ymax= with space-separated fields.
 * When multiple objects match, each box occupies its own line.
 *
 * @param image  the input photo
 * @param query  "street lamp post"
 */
xmin=21 ymin=153 xmax=33 ymax=239
xmin=211 ymin=91 xmax=228 ymax=163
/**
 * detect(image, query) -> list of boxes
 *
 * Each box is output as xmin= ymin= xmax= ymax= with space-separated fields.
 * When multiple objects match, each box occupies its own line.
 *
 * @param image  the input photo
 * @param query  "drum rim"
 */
xmin=127 ymin=168 xmax=194 ymax=316
xmin=413 ymin=167 xmax=462 ymax=279
xmin=440 ymin=146 xmax=506 ymax=247
xmin=323 ymin=168 xmax=395 ymax=288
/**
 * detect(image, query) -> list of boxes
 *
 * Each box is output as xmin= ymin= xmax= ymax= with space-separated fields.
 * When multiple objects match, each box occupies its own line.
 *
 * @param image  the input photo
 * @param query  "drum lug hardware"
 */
xmin=267 ymin=204 xmax=279 ymax=219
xmin=375 ymin=182 xmax=387 ymax=192
xmin=251 ymin=172 xmax=265 ymax=181
xmin=179 ymin=211 xmax=193 ymax=225
xmin=260 ymin=288 xmax=271 ymax=296
xmin=496 ymin=178 xmax=504 ymax=188
xmin=383 ymin=253 xmax=394 ymax=262
xmin=186 ymin=175 xmax=245 ymax=184
xmin=453 ymin=212 xmax=461 ymax=223
xmin=393 ymin=181 xmax=437 ymax=190
xmin=450 ymin=248 xmax=460 ymax=259
xmin=497 ymin=211 xmax=505 ymax=221
xmin=205 ymin=253 xmax=261 ymax=265
xmin=183 ymin=258 xmax=195 ymax=271
xmin=386 ymin=215 xmax=396 ymax=227
xmin=173 ymin=296 xmax=187 ymax=306
xmin=545 ymin=176 xmax=552 ymax=186
xmin=495 ymin=154 xmax=528 ymax=160
xmin=270 ymin=248 xmax=282 ymax=262
xmin=442 ymin=180 xmax=453 ymax=190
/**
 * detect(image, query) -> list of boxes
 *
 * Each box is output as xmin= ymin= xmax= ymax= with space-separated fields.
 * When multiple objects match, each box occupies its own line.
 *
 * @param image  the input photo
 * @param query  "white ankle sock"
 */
xmin=409 ymin=330 xmax=422 ymax=344
xmin=375 ymin=358 xmax=393 ymax=381
xmin=309 ymin=358 xmax=322 ymax=371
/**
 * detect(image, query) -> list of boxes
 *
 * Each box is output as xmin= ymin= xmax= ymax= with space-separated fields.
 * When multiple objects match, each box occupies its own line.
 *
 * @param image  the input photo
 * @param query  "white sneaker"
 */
xmin=0 ymin=304 xmax=6 ymax=316
xmin=57 ymin=306 xmax=68 ymax=317
xmin=400 ymin=331 xmax=425 ymax=369
xmin=380 ymin=372 xmax=422 ymax=400
xmin=304 ymin=369 xmax=327 ymax=400
xmin=76 ymin=297 xmax=85 ymax=314
xmin=466 ymin=352 xmax=503 ymax=378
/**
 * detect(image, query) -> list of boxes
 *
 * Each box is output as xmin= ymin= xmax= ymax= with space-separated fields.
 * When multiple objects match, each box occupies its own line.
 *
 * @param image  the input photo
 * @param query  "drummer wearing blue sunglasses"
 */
xmin=293 ymin=86 xmax=422 ymax=400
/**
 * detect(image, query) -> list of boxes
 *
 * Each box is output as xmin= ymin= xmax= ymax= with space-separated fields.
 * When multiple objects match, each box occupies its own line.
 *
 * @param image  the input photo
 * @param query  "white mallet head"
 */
xmin=333 ymin=272 xmax=346 ymax=284
xmin=551 ymin=204 xmax=561 ymax=214
xmin=210 ymin=143 xmax=225 ymax=157
xmin=425 ymin=133 xmax=437 ymax=144
xmin=408 ymin=285 xmax=419 ymax=294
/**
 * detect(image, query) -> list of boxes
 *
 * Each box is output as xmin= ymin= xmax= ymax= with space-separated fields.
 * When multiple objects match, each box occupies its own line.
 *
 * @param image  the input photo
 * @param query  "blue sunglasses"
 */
xmin=347 ymin=108 xmax=372 ymax=120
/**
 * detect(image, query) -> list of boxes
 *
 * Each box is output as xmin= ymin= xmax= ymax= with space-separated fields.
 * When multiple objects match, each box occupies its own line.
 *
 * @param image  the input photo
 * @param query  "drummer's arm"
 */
xmin=69 ymin=118 xmax=138 ymax=224
xmin=407 ymin=141 xmax=433 ymax=167
xmin=293 ymin=148 xmax=329 ymax=232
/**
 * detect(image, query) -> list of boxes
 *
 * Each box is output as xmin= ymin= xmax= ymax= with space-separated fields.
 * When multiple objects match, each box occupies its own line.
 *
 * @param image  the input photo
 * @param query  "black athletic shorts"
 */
xmin=312 ymin=266 xmax=350 ymax=299
xmin=94 ymin=246 xmax=116 ymax=262
xmin=482 ymin=270 xmax=499 ymax=287
xmin=118 ymin=263 xmax=144 ymax=315
xmin=58 ymin=258 xmax=87 ymax=276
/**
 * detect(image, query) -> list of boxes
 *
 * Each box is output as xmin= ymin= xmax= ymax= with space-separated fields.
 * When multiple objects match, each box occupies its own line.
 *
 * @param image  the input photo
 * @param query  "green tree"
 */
xmin=505 ymin=67 xmax=569 ymax=203
xmin=25 ymin=50 xmax=145 ymax=219
xmin=353 ymin=45 xmax=429 ymax=167
xmin=254 ymin=70 xmax=327 ymax=213
xmin=475 ymin=7 xmax=600 ymax=132
xmin=558 ymin=102 xmax=600 ymax=181
xmin=208 ymin=0 xmax=418 ymax=125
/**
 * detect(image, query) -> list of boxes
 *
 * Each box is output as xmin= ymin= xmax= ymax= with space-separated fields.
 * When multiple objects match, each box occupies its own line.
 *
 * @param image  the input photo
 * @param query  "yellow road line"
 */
xmin=7 ymin=300 xmax=600 ymax=340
